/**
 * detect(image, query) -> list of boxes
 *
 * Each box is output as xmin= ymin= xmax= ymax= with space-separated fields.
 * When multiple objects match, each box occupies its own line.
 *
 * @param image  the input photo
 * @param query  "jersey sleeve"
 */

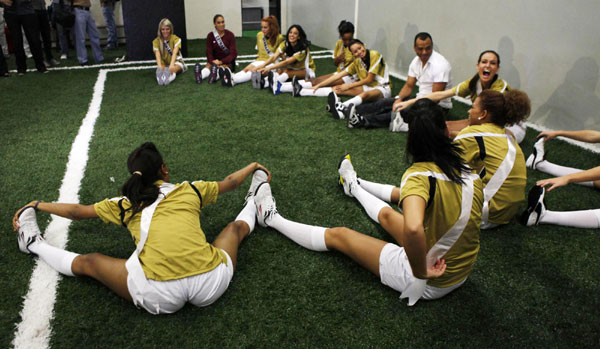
xmin=345 ymin=59 xmax=358 ymax=75
xmin=190 ymin=181 xmax=219 ymax=208
xmin=152 ymin=38 xmax=159 ymax=52
xmin=454 ymin=79 xmax=471 ymax=98
xmin=292 ymin=49 xmax=306 ymax=63
xmin=454 ymin=133 xmax=480 ymax=165
xmin=277 ymin=41 xmax=286 ymax=55
xmin=399 ymin=173 xmax=431 ymax=208
xmin=94 ymin=197 xmax=129 ymax=225
xmin=369 ymin=51 xmax=383 ymax=73
xmin=221 ymin=31 xmax=238 ymax=64
xmin=333 ymin=40 xmax=342 ymax=57
xmin=172 ymin=35 xmax=182 ymax=50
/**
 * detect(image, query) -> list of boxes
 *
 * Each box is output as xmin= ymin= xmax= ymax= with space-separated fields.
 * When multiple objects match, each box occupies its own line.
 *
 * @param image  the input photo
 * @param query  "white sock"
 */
xmin=358 ymin=178 xmax=395 ymax=203
xmin=299 ymin=80 xmax=312 ymax=88
xmin=263 ymin=80 xmax=270 ymax=88
xmin=280 ymin=82 xmax=293 ymax=93
xmin=277 ymin=72 xmax=289 ymax=83
xmin=28 ymin=241 xmax=79 ymax=277
xmin=540 ymin=209 xmax=600 ymax=228
xmin=201 ymin=68 xmax=210 ymax=79
xmin=352 ymin=184 xmax=391 ymax=224
xmin=536 ymin=161 xmax=594 ymax=187
xmin=233 ymin=70 xmax=252 ymax=84
xmin=343 ymin=96 xmax=363 ymax=107
xmin=235 ymin=199 xmax=256 ymax=233
xmin=269 ymin=214 xmax=329 ymax=251
xmin=300 ymin=87 xmax=332 ymax=97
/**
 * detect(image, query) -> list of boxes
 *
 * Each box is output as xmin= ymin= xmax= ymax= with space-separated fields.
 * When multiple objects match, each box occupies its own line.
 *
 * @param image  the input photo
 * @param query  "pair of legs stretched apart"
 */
xmin=521 ymin=139 xmax=600 ymax=228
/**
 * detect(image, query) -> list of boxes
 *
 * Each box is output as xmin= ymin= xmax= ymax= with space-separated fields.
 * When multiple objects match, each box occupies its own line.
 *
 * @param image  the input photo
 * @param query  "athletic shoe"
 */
xmin=162 ymin=68 xmax=171 ymax=86
xmin=338 ymin=153 xmax=358 ymax=197
xmin=347 ymin=106 xmax=366 ymax=129
xmin=519 ymin=186 xmax=546 ymax=226
xmin=222 ymin=67 xmax=233 ymax=87
xmin=60 ymin=54 xmax=67 ymax=60
xmin=342 ymin=103 xmax=354 ymax=120
xmin=267 ymin=71 xmax=275 ymax=92
xmin=244 ymin=168 xmax=269 ymax=205
xmin=526 ymin=138 xmax=546 ymax=170
xmin=194 ymin=63 xmax=203 ymax=84
xmin=254 ymin=182 xmax=278 ymax=227
xmin=389 ymin=111 xmax=409 ymax=132
xmin=292 ymin=76 xmax=303 ymax=97
xmin=156 ymin=67 xmax=164 ymax=85
xmin=251 ymin=71 xmax=259 ymax=89
xmin=16 ymin=206 xmax=44 ymax=255
xmin=326 ymin=91 xmax=339 ymax=112
xmin=259 ymin=75 xmax=266 ymax=89
xmin=208 ymin=65 xmax=218 ymax=83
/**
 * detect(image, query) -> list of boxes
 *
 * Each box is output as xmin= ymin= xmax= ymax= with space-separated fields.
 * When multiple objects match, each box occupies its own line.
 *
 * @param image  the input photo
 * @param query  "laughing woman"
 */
xmin=195 ymin=14 xmax=238 ymax=85
xmin=256 ymin=24 xmax=316 ymax=94
xmin=153 ymin=18 xmax=186 ymax=86
xmin=14 ymin=142 xmax=269 ymax=314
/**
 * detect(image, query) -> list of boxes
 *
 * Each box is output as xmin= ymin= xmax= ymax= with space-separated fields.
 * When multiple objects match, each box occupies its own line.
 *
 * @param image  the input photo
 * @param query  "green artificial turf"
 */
xmin=1 ymin=36 xmax=599 ymax=347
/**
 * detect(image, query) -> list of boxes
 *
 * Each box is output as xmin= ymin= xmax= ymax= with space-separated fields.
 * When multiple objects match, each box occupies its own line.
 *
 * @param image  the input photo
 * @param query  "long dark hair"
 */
xmin=121 ymin=142 xmax=164 ymax=219
xmin=468 ymin=50 xmax=501 ymax=94
xmin=285 ymin=24 xmax=310 ymax=57
xmin=479 ymin=89 xmax=531 ymax=127
xmin=403 ymin=99 xmax=469 ymax=184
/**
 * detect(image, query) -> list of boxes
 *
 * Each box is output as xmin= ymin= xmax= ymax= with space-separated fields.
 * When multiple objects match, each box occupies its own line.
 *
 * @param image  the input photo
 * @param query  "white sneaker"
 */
xmin=389 ymin=111 xmax=409 ymax=132
xmin=60 ymin=54 xmax=68 ymax=60
xmin=156 ymin=68 xmax=164 ymax=85
xmin=254 ymin=182 xmax=278 ymax=227
xmin=244 ymin=168 xmax=269 ymax=205
xmin=17 ymin=207 xmax=44 ymax=254
xmin=338 ymin=153 xmax=358 ymax=197
xmin=519 ymin=186 xmax=546 ymax=226
xmin=526 ymin=138 xmax=545 ymax=170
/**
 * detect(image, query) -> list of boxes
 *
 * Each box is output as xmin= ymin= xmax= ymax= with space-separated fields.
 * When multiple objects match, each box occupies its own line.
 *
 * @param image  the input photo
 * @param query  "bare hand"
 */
xmin=332 ymin=84 xmax=348 ymax=94
xmin=213 ymin=59 xmax=222 ymax=66
xmin=537 ymin=131 xmax=559 ymax=142
xmin=537 ymin=177 xmax=568 ymax=192
xmin=425 ymin=259 xmax=446 ymax=279
xmin=393 ymin=100 xmax=410 ymax=112
xmin=13 ymin=201 xmax=37 ymax=231
xmin=255 ymin=163 xmax=272 ymax=183
xmin=0 ymin=0 xmax=13 ymax=6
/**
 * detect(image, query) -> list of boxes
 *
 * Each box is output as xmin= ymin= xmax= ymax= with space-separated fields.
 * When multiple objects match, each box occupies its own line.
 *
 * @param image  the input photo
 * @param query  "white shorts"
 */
xmin=379 ymin=243 xmax=466 ymax=301
xmin=362 ymin=84 xmax=392 ymax=99
xmin=126 ymin=250 xmax=234 ymax=315
xmin=175 ymin=61 xmax=187 ymax=72
xmin=342 ymin=75 xmax=358 ymax=84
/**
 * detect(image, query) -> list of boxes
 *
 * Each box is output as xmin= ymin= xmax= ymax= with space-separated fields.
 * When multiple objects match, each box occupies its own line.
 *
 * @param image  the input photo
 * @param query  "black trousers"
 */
xmin=356 ymin=97 xmax=396 ymax=128
xmin=0 ymin=45 xmax=8 ymax=75
xmin=4 ymin=12 xmax=46 ymax=73
xmin=35 ymin=9 xmax=54 ymax=62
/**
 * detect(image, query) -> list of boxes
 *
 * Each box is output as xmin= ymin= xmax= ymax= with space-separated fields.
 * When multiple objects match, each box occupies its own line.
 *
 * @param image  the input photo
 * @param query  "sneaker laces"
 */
xmin=262 ymin=196 xmax=278 ymax=223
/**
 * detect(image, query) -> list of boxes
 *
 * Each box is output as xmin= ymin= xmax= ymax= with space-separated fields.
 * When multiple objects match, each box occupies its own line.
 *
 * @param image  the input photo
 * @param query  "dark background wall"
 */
xmin=122 ymin=0 xmax=188 ymax=60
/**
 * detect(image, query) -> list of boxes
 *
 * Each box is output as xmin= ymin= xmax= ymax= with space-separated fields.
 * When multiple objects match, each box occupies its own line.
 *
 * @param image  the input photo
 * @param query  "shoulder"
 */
xmin=492 ymin=78 xmax=510 ymax=92
xmin=225 ymin=30 xmax=235 ymax=38
xmin=207 ymin=31 xmax=215 ymax=39
xmin=408 ymin=55 xmax=420 ymax=68
xmin=256 ymin=31 xmax=263 ymax=39
xmin=431 ymin=51 xmax=451 ymax=67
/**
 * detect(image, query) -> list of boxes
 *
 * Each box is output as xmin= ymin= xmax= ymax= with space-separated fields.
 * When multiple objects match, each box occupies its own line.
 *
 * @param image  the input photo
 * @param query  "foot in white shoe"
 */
xmin=389 ymin=111 xmax=409 ymax=132
xmin=338 ymin=153 xmax=358 ymax=197
xmin=244 ymin=168 xmax=269 ymax=205
xmin=17 ymin=207 xmax=44 ymax=254
xmin=519 ymin=186 xmax=546 ymax=226
xmin=254 ymin=182 xmax=278 ymax=227
xmin=526 ymin=138 xmax=545 ymax=169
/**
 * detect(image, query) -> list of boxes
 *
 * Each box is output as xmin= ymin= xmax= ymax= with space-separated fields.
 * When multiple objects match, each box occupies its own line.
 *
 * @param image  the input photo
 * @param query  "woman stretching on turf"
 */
xmin=393 ymin=50 xmax=525 ymax=142
xmin=521 ymin=130 xmax=600 ymax=228
xmin=195 ymin=14 xmax=238 ymax=85
xmin=153 ymin=18 xmax=186 ymax=86
xmin=252 ymin=99 xmax=482 ymax=305
xmin=224 ymin=15 xmax=284 ymax=88
xmin=454 ymin=89 xmax=531 ymax=229
xmin=13 ymin=142 xmax=269 ymax=314
xmin=256 ymin=24 xmax=316 ymax=94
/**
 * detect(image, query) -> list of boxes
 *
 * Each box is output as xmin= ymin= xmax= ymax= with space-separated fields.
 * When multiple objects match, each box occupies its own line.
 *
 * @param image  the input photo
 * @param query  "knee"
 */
xmin=378 ymin=207 xmax=396 ymax=225
xmin=228 ymin=220 xmax=250 ymax=237
xmin=72 ymin=253 xmax=102 ymax=276
xmin=325 ymin=227 xmax=353 ymax=248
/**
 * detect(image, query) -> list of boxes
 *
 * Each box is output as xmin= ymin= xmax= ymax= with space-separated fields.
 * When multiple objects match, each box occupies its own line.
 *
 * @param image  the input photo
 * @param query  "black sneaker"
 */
xmin=194 ymin=63 xmax=203 ymax=84
xmin=347 ymin=105 xmax=365 ymax=128
xmin=222 ymin=67 xmax=233 ymax=87
xmin=326 ymin=91 xmax=339 ymax=113
xmin=267 ymin=71 xmax=274 ymax=92
xmin=208 ymin=65 xmax=218 ymax=83
xmin=292 ymin=76 xmax=303 ymax=97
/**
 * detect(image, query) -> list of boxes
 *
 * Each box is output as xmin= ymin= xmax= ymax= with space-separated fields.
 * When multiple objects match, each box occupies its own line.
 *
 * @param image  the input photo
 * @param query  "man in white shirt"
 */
xmin=347 ymin=32 xmax=452 ymax=129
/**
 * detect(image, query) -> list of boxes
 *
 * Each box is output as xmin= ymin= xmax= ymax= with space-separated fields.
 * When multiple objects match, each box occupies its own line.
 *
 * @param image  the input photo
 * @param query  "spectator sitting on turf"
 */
xmin=196 ymin=14 xmax=237 ymax=85
xmin=153 ymin=18 xmax=186 ymax=86
xmin=347 ymin=32 xmax=452 ymax=130
xmin=394 ymin=50 xmax=527 ymax=144
xmin=252 ymin=99 xmax=482 ymax=306
xmin=521 ymin=130 xmax=600 ymax=229
xmin=13 ymin=142 xmax=270 ymax=315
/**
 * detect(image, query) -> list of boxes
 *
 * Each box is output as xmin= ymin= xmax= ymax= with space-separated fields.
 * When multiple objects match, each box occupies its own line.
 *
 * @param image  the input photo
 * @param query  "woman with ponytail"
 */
xmin=13 ymin=142 xmax=271 ymax=314
xmin=251 ymin=99 xmax=483 ymax=305
xmin=454 ymin=89 xmax=531 ymax=228
xmin=393 ymin=50 xmax=526 ymax=143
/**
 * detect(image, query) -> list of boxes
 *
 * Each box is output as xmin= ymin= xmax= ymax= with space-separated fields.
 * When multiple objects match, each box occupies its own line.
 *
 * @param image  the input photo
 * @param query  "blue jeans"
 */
xmin=101 ymin=2 xmax=117 ymax=48
xmin=73 ymin=7 xmax=103 ymax=64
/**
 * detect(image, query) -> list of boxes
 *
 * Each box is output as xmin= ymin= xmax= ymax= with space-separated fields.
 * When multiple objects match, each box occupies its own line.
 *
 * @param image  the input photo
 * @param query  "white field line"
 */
xmin=12 ymin=70 xmax=107 ymax=349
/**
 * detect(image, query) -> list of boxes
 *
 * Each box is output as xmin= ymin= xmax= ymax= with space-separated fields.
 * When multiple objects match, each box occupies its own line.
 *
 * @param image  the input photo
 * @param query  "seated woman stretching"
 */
xmin=310 ymin=39 xmax=392 ymax=120
xmin=252 ymin=99 xmax=482 ymax=305
xmin=454 ymin=89 xmax=531 ymax=229
xmin=276 ymin=20 xmax=355 ymax=95
xmin=13 ymin=142 xmax=269 ymax=314
xmin=393 ymin=50 xmax=525 ymax=142
xmin=153 ymin=18 xmax=186 ymax=86
xmin=521 ymin=130 xmax=600 ymax=228
xmin=223 ymin=15 xmax=284 ymax=88
xmin=195 ymin=14 xmax=237 ymax=85
xmin=256 ymin=24 xmax=316 ymax=94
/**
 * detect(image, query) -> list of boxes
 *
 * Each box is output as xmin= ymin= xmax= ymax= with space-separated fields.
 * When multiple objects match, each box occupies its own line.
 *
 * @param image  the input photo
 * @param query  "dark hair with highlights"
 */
xmin=285 ymin=24 xmax=310 ymax=57
xmin=403 ymin=99 xmax=469 ymax=184
xmin=121 ymin=142 xmax=164 ymax=220
xmin=468 ymin=50 xmax=501 ymax=94
xmin=478 ymin=89 xmax=531 ymax=127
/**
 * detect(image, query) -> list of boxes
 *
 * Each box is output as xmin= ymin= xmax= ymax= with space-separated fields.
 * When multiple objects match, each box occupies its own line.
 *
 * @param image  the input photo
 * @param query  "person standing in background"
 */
xmin=100 ymin=0 xmax=117 ymax=50
xmin=72 ymin=0 xmax=103 ymax=65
